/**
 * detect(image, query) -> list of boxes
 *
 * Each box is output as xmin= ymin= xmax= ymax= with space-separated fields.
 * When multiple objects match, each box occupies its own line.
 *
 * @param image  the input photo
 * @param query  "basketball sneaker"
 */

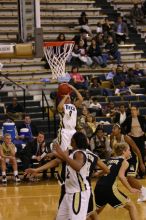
xmin=2 ymin=176 xmax=7 ymax=184
xmin=137 ymin=187 xmax=146 ymax=202
xmin=15 ymin=175 xmax=21 ymax=183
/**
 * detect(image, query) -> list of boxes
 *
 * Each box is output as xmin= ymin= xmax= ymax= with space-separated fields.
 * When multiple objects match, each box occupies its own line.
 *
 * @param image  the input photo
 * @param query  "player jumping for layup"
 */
xmin=57 ymin=84 xmax=83 ymax=151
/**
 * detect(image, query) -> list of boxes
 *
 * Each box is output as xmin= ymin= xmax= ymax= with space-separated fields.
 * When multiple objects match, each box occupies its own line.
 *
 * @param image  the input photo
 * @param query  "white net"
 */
xmin=44 ymin=42 xmax=74 ymax=79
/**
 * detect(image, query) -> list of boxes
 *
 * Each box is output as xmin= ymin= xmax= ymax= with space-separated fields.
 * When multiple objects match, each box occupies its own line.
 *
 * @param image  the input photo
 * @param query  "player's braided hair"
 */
xmin=72 ymin=132 xmax=88 ymax=149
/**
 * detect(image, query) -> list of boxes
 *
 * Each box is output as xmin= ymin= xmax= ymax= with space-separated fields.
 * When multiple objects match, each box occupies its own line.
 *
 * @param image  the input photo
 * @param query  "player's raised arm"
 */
xmin=68 ymin=84 xmax=83 ymax=107
xmin=57 ymin=94 xmax=70 ymax=112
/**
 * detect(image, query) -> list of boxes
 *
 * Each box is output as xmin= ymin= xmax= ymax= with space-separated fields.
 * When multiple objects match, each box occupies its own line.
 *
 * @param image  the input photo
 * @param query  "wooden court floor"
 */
xmin=0 ymin=179 xmax=146 ymax=220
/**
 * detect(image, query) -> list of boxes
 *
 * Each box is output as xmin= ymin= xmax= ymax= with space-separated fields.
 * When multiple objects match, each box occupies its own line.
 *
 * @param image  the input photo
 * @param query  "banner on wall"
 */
xmin=0 ymin=44 xmax=15 ymax=54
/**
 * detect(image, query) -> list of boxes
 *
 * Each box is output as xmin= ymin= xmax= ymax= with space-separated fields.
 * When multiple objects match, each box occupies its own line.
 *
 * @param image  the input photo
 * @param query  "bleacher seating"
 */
xmin=108 ymin=96 xmax=122 ymax=102
xmin=0 ymin=0 xmax=145 ymax=87
xmin=109 ymin=0 xmax=146 ymax=53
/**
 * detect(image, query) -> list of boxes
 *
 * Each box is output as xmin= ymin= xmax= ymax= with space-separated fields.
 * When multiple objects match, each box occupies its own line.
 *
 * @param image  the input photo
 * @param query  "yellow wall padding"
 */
xmin=15 ymin=43 xmax=33 ymax=56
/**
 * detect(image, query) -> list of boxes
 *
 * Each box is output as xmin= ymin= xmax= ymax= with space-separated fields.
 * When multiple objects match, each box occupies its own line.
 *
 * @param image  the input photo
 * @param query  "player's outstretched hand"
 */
xmin=24 ymin=168 xmax=37 ymax=177
xmin=64 ymin=94 xmax=70 ymax=99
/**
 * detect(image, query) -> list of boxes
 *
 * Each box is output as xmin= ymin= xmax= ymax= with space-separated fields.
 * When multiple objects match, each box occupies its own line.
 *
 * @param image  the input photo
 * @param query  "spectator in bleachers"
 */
xmin=105 ymin=65 xmax=116 ymax=80
xmin=68 ymin=44 xmax=82 ymax=67
xmin=126 ymin=68 xmax=140 ymax=86
xmin=0 ymin=133 xmax=20 ymax=183
xmin=76 ymin=11 xmax=93 ymax=36
xmin=89 ymin=97 xmax=102 ymax=116
xmin=112 ymin=16 xmax=128 ymax=44
xmin=130 ymin=3 xmax=146 ymax=28
xmin=82 ymin=91 xmax=91 ymax=108
xmin=56 ymin=32 xmax=66 ymax=41
xmin=96 ymin=22 xmax=103 ymax=34
xmin=102 ymin=18 xmax=113 ymax=41
xmin=103 ymin=101 xmax=117 ymax=119
xmin=115 ymin=81 xmax=133 ymax=96
xmin=88 ymin=38 xmax=107 ymax=68
xmin=89 ymin=76 xmax=112 ymax=96
xmin=95 ymin=32 xmax=104 ymax=46
xmin=113 ymin=104 xmax=128 ymax=125
xmin=6 ymin=97 xmax=24 ymax=121
xmin=89 ymin=76 xmax=107 ymax=95
xmin=121 ymin=106 xmax=146 ymax=178
xmin=122 ymin=63 xmax=129 ymax=75
xmin=89 ymin=97 xmax=102 ymax=110
xmin=69 ymin=66 xmax=88 ymax=90
xmin=133 ymin=63 xmax=145 ymax=77
xmin=20 ymin=131 xmax=54 ymax=180
xmin=77 ymin=105 xmax=90 ymax=131
xmin=56 ymin=33 xmax=66 ymax=54
xmin=90 ymin=126 xmax=111 ymax=159
xmin=82 ymin=114 xmax=97 ymax=139
xmin=18 ymin=114 xmax=38 ymax=142
xmin=90 ymin=76 xmax=102 ymax=88
xmin=78 ymin=39 xmax=93 ymax=66
xmin=105 ymin=36 xmax=121 ymax=64
xmin=113 ymin=65 xmax=126 ymax=87
xmin=72 ymin=31 xmax=88 ymax=48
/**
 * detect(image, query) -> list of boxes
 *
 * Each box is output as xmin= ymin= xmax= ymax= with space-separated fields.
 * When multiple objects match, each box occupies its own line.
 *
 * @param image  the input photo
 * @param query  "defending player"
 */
xmin=110 ymin=123 xmax=146 ymax=202
xmin=57 ymin=83 xmax=83 ymax=151
xmin=89 ymin=143 xmax=139 ymax=220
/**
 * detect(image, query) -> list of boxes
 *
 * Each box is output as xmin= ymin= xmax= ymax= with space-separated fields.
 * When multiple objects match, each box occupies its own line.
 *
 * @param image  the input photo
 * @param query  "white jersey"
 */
xmin=60 ymin=104 xmax=77 ymax=130
xmin=112 ymin=134 xmax=126 ymax=146
xmin=65 ymin=149 xmax=92 ymax=193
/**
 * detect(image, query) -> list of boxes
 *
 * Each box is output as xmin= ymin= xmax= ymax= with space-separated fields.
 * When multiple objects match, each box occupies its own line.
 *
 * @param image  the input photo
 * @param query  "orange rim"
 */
xmin=44 ymin=41 xmax=74 ymax=47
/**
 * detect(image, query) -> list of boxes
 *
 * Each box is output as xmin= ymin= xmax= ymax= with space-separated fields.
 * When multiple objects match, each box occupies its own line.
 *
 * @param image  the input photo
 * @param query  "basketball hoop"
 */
xmin=43 ymin=41 xmax=74 ymax=79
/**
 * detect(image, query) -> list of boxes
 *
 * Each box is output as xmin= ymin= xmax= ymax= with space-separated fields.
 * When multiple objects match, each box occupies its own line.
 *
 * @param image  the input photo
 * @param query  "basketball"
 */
xmin=57 ymin=83 xmax=72 ymax=96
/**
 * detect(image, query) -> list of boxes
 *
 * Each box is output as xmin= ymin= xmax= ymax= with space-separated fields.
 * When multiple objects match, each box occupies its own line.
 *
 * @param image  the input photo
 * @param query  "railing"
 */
xmin=0 ymin=72 xmax=26 ymax=111
xmin=42 ymin=90 xmax=51 ymax=139
xmin=42 ymin=90 xmax=58 ymax=140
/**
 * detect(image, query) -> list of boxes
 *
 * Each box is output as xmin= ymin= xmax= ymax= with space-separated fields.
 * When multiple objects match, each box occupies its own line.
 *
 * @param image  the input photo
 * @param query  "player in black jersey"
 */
xmin=111 ymin=124 xmax=146 ymax=202
xmin=86 ymin=148 xmax=110 ymax=220
xmin=88 ymin=143 xmax=139 ymax=220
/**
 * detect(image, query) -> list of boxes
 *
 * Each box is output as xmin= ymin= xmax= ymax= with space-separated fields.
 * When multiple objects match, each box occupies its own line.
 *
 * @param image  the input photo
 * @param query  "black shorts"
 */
xmin=87 ymin=190 xmax=96 ymax=215
xmin=94 ymin=185 xmax=128 ymax=208
xmin=127 ymin=153 xmax=139 ymax=177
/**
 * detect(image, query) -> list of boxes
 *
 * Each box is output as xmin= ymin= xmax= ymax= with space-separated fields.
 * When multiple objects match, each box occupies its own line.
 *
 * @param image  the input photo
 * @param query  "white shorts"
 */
xmin=56 ymin=189 xmax=90 ymax=220
xmin=58 ymin=128 xmax=76 ymax=151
